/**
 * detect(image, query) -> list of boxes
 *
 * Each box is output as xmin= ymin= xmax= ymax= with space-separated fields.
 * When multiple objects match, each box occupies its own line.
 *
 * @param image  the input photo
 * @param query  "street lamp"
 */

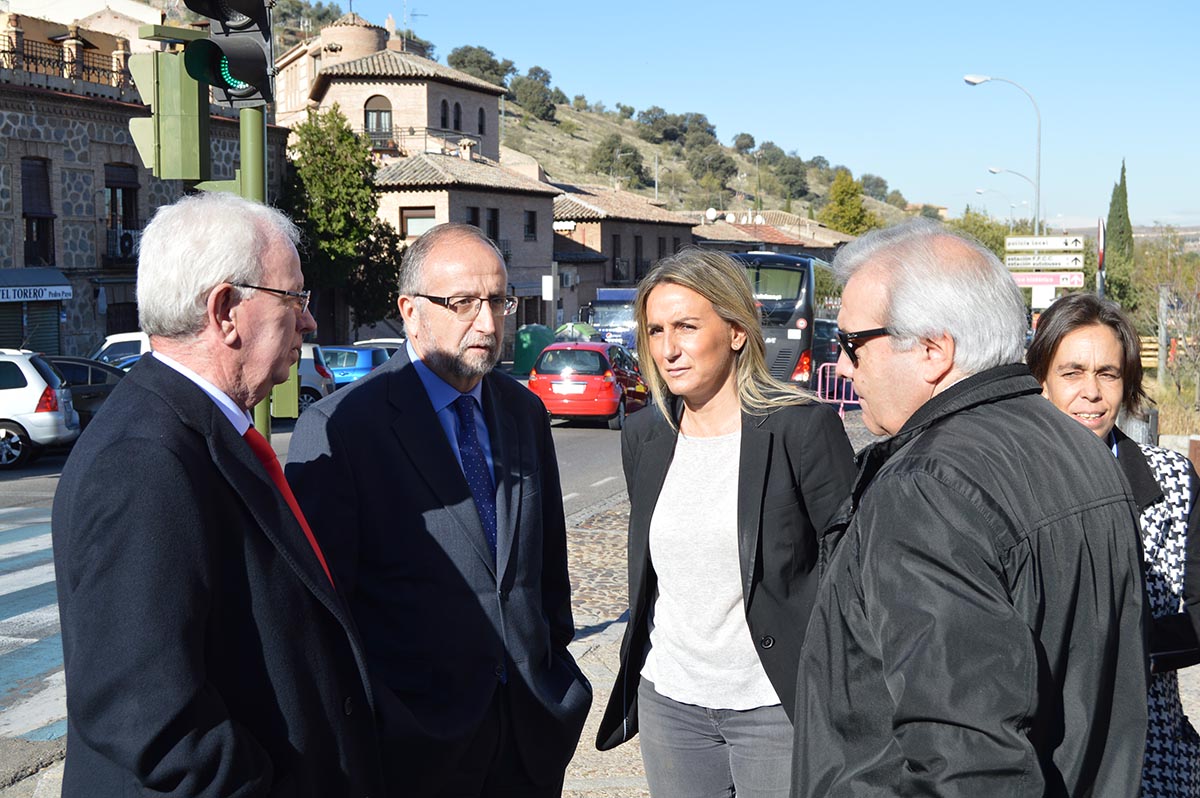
xmin=987 ymin=165 xmax=1036 ymax=221
xmin=964 ymin=74 xmax=1041 ymax=235
xmin=975 ymin=187 xmax=1012 ymax=228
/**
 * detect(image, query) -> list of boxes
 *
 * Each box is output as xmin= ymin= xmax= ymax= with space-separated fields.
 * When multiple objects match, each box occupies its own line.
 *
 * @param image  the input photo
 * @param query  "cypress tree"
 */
xmin=1104 ymin=161 xmax=1137 ymax=309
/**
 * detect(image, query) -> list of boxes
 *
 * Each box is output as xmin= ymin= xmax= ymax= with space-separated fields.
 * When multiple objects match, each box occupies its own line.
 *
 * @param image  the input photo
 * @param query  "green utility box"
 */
xmin=512 ymin=324 xmax=555 ymax=376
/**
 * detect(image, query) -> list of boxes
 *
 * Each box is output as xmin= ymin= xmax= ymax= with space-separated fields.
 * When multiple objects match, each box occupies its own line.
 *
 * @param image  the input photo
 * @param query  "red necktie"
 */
xmin=243 ymin=426 xmax=334 ymax=587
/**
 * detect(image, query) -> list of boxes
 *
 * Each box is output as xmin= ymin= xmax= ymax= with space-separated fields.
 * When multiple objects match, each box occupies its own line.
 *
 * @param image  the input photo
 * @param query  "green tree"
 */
xmin=586 ymin=133 xmax=646 ymax=187
xmin=1135 ymin=227 xmax=1200 ymax=400
xmin=1103 ymin=160 xmax=1136 ymax=309
xmin=272 ymin=0 xmax=345 ymax=51
xmin=774 ymin=155 xmax=808 ymax=198
xmin=732 ymin=133 xmax=755 ymax=154
xmin=945 ymin=206 xmax=1010 ymax=259
xmin=572 ymin=94 xmax=588 ymax=111
xmin=550 ymin=87 xmax=568 ymax=105
xmin=526 ymin=65 xmax=551 ymax=86
xmin=860 ymin=174 xmax=888 ymax=201
xmin=616 ymin=103 xmax=635 ymax=120
xmin=281 ymin=105 xmax=399 ymax=329
xmin=757 ymin=141 xmax=786 ymax=166
xmin=686 ymin=146 xmax=737 ymax=185
xmin=446 ymin=45 xmax=515 ymax=88
xmin=345 ymin=219 xmax=404 ymax=326
xmin=818 ymin=171 xmax=882 ymax=236
xmin=510 ymin=72 xmax=555 ymax=121
xmin=885 ymin=189 xmax=907 ymax=209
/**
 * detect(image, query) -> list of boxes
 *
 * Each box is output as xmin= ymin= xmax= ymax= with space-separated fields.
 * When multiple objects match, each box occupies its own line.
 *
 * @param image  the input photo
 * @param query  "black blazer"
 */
xmin=596 ymin=398 xmax=855 ymax=750
xmin=52 ymin=355 xmax=383 ymax=798
xmin=286 ymin=349 xmax=592 ymax=794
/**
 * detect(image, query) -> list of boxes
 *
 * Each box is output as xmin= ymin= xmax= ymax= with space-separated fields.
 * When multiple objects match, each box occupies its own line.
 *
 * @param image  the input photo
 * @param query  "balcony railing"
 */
xmin=0 ymin=39 xmax=130 ymax=87
xmin=353 ymin=125 xmax=483 ymax=156
xmin=105 ymin=227 xmax=142 ymax=262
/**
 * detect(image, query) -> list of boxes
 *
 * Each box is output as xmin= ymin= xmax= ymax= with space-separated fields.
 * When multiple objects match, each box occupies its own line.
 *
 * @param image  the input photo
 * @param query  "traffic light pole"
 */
xmin=239 ymin=105 xmax=273 ymax=436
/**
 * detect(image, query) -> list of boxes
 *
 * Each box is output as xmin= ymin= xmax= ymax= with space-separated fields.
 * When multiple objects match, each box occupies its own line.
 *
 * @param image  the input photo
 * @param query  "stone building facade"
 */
xmin=0 ymin=11 xmax=288 ymax=355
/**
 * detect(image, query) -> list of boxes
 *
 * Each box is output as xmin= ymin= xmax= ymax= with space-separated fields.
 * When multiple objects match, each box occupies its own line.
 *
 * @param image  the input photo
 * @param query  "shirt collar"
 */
xmin=405 ymin=339 xmax=484 ymax=412
xmin=150 ymin=350 xmax=253 ymax=435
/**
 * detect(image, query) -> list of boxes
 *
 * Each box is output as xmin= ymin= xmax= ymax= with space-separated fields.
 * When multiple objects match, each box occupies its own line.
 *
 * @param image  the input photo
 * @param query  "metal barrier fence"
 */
xmin=813 ymin=362 xmax=858 ymax=418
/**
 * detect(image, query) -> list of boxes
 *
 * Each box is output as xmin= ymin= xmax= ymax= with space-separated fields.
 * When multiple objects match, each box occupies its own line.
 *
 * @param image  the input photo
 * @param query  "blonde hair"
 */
xmin=634 ymin=248 xmax=815 ymax=428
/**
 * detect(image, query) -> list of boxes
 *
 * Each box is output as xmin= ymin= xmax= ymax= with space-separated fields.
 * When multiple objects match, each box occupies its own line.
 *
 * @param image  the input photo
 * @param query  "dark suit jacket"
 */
xmin=51 ymin=355 xmax=383 ymax=798
xmin=286 ymin=350 xmax=592 ymax=794
xmin=596 ymin=398 xmax=855 ymax=750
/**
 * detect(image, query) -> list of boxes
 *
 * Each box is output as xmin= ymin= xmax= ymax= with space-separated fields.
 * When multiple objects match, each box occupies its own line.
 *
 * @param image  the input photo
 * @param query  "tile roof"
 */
xmin=728 ymin=223 xmax=802 ymax=245
xmin=759 ymin=210 xmax=855 ymax=244
xmin=552 ymin=183 xmax=695 ymax=225
xmin=327 ymin=12 xmax=384 ymax=29
xmin=690 ymin=219 xmax=763 ymax=244
xmin=374 ymin=152 xmax=562 ymax=195
xmin=318 ymin=49 xmax=506 ymax=96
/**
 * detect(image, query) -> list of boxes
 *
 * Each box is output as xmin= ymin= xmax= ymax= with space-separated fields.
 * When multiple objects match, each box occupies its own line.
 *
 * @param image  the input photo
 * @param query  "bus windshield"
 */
xmin=591 ymin=303 xmax=635 ymax=328
xmin=745 ymin=264 xmax=809 ymax=326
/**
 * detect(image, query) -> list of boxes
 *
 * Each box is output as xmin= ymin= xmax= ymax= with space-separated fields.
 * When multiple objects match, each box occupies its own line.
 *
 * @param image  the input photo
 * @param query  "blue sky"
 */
xmin=352 ymin=0 xmax=1199 ymax=229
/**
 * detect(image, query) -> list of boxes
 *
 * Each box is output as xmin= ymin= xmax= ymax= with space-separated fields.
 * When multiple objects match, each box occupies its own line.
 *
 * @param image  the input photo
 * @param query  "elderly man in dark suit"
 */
xmin=287 ymin=223 xmax=592 ymax=798
xmin=52 ymin=192 xmax=383 ymax=798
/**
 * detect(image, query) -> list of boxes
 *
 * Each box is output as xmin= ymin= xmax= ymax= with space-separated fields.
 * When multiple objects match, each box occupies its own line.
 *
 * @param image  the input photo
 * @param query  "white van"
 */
xmin=88 ymin=332 xmax=151 ymax=365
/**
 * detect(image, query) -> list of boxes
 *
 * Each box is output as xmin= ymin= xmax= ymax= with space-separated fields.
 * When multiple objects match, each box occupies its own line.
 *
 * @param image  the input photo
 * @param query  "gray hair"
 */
xmin=137 ymin=193 xmax=300 ymax=338
xmin=398 ymin=223 xmax=506 ymax=295
xmin=833 ymin=219 xmax=1026 ymax=375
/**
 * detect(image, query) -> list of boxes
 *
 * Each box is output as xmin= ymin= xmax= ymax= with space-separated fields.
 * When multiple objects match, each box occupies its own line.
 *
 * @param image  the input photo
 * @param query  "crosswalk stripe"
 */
xmin=0 ymin=533 xmax=52 ymax=560
xmin=0 ymin=563 xmax=55 ymax=595
xmin=0 ymin=669 xmax=65 ymax=738
xmin=0 ymin=510 xmax=65 ymax=742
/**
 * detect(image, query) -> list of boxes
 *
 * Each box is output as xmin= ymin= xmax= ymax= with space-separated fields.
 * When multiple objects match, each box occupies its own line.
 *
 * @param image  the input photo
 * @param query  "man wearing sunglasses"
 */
xmin=792 ymin=220 xmax=1147 ymax=797
xmin=288 ymin=223 xmax=591 ymax=797
xmin=52 ymin=193 xmax=384 ymax=797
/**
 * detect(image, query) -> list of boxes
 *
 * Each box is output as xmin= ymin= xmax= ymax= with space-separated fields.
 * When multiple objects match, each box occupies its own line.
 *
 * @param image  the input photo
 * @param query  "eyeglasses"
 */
xmin=233 ymin=283 xmax=311 ymax=315
xmin=837 ymin=327 xmax=892 ymax=366
xmin=417 ymin=294 xmax=519 ymax=321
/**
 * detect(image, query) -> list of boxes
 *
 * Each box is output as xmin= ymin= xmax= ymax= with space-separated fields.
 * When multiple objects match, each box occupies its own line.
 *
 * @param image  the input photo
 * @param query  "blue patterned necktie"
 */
xmin=453 ymin=394 xmax=497 ymax=559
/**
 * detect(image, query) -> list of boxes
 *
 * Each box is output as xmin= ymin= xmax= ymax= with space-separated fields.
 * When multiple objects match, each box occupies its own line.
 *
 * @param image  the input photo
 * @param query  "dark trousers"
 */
xmin=432 ymin=685 xmax=564 ymax=798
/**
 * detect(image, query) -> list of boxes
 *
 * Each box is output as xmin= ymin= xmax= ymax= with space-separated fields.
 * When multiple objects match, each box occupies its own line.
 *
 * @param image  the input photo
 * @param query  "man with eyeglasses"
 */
xmin=791 ymin=220 xmax=1147 ymax=797
xmin=287 ymin=223 xmax=591 ymax=797
xmin=52 ymin=193 xmax=384 ymax=797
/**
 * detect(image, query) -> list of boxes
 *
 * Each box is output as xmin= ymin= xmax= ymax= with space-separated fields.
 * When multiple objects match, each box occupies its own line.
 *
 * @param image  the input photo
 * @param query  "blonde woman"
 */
xmin=595 ymin=249 xmax=855 ymax=797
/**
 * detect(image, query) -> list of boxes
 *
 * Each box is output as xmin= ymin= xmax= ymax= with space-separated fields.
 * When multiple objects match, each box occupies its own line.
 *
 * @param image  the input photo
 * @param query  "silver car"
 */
xmin=0 ymin=349 xmax=80 ymax=468
xmin=298 ymin=343 xmax=335 ymax=413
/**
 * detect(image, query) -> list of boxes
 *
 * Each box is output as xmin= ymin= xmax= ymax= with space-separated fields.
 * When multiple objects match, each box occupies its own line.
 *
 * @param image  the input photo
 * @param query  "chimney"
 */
xmin=458 ymin=138 xmax=475 ymax=161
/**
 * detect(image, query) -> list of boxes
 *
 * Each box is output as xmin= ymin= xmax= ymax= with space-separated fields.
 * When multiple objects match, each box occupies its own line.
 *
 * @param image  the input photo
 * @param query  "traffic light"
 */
xmin=182 ymin=0 xmax=274 ymax=107
xmin=128 ymin=50 xmax=211 ymax=180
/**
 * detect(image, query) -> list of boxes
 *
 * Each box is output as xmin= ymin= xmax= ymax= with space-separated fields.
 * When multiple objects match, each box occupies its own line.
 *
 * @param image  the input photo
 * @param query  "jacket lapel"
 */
xmin=386 ymin=352 xmax=497 ymax=577
xmin=482 ymin=376 xmax=519 ymax=586
xmin=628 ymin=413 xmax=676 ymax=620
xmin=737 ymin=417 xmax=771 ymax=609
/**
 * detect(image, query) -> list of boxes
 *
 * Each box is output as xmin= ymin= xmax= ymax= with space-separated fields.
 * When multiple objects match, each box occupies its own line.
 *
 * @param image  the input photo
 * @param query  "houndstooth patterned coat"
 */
xmin=1117 ymin=429 xmax=1200 ymax=798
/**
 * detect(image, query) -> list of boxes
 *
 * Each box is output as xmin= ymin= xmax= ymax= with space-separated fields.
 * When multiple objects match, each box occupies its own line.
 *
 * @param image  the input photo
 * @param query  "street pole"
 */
xmin=965 ymin=74 xmax=1041 ymax=235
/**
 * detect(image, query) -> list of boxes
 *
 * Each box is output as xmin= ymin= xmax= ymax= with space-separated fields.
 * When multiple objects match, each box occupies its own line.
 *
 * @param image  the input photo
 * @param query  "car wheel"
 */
xmin=607 ymin=397 xmax=626 ymax=431
xmin=0 ymin=422 xmax=32 ymax=469
xmin=298 ymin=388 xmax=322 ymax=414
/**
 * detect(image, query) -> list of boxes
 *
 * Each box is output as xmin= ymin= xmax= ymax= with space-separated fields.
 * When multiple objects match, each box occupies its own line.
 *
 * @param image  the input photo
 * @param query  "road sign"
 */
xmin=1005 ymin=253 xmax=1086 ymax=270
xmin=1010 ymin=271 xmax=1085 ymax=288
xmin=1005 ymin=235 xmax=1085 ymax=251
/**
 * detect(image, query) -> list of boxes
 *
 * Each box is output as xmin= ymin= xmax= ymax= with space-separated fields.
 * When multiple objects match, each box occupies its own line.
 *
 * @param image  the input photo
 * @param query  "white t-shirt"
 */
xmin=641 ymin=429 xmax=781 ymax=710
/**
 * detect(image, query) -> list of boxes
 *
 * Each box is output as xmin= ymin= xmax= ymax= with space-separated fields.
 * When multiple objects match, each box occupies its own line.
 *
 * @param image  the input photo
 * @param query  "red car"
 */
xmin=527 ymin=342 xmax=650 ymax=430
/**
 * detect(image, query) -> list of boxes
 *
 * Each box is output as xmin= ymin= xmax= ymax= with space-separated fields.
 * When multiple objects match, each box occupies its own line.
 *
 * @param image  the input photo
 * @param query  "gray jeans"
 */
xmin=637 ymin=679 xmax=793 ymax=798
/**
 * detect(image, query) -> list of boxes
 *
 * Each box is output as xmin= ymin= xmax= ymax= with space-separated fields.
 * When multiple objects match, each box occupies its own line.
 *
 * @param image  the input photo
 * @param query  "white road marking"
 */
xmin=0 ymin=563 xmax=56 ymax=595
xmin=589 ymin=477 xmax=617 ymax=487
xmin=0 ymin=534 xmax=52 ymax=560
xmin=0 ymin=670 xmax=66 ymax=737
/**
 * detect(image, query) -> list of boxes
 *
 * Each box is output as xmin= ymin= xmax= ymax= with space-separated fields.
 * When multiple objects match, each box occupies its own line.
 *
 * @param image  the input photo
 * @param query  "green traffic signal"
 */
xmin=181 ymin=0 xmax=272 ymax=107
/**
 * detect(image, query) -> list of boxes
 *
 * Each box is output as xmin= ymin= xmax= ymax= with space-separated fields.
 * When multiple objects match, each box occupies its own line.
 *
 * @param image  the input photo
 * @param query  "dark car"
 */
xmin=526 ymin=342 xmax=649 ymax=430
xmin=321 ymin=345 xmax=390 ymax=388
xmin=812 ymin=319 xmax=840 ymax=370
xmin=46 ymin=355 xmax=126 ymax=430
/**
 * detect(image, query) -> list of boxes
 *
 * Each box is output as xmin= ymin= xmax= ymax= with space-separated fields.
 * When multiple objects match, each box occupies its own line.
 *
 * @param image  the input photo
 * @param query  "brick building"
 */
xmin=0 ymin=10 xmax=288 ymax=355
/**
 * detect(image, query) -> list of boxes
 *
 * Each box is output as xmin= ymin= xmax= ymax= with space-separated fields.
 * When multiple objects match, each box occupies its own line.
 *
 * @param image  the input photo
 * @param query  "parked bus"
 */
xmin=731 ymin=251 xmax=829 ymax=388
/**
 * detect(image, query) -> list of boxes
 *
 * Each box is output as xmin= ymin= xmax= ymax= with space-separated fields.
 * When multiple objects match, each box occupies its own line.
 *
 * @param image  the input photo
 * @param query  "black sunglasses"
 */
xmin=837 ymin=327 xmax=891 ymax=366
